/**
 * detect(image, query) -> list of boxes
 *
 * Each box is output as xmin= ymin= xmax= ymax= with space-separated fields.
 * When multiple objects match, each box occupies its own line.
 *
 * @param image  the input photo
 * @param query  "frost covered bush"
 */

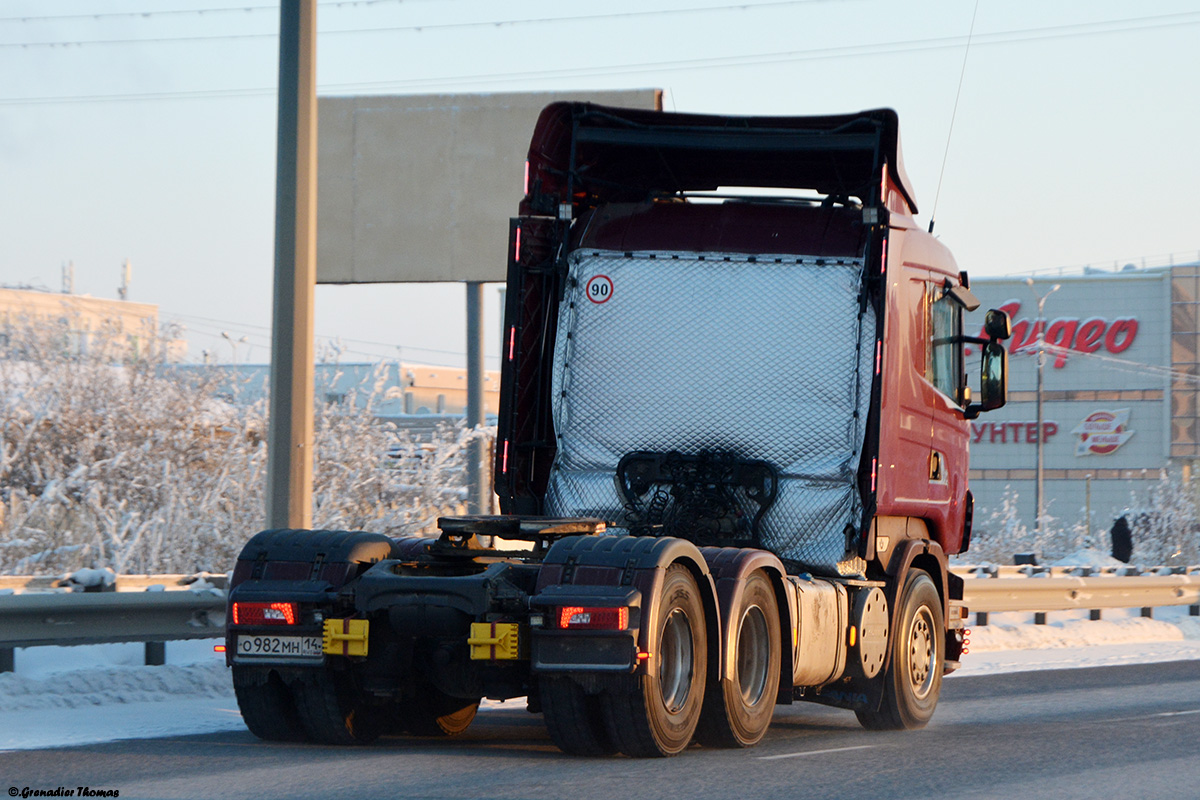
xmin=964 ymin=475 xmax=1200 ymax=566
xmin=962 ymin=487 xmax=1037 ymax=563
xmin=960 ymin=487 xmax=1101 ymax=564
xmin=1123 ymin=470 xmax=1200 ymax=567
xmin=0 ymin=321 xmax=486 ymax=575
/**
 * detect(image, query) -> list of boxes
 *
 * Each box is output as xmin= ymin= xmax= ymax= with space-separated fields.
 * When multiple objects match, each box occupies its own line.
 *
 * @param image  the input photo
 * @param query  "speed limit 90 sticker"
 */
xmin=585 ymin=274 xmax=613 ymax=304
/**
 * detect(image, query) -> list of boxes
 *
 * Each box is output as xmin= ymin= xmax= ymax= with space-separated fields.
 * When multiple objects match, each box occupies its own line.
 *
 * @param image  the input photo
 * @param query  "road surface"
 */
xmin=2 ymin=660 xmax=1197 ymax=800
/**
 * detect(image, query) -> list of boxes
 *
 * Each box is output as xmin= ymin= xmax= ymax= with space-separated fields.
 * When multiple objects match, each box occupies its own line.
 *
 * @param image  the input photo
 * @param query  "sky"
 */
xmin=2 ymin=0 xmax=1199 ymax=367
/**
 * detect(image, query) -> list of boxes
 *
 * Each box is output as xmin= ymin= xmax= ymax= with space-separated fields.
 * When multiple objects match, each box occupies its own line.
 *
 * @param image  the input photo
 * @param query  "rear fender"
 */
xmin=700 ymin=547 xmax=791 ymax=703
xmin=229 ymin=529 xmax=400 ymax=592
xmin=226 ymin=528 xmax=401 ymax=667
xmin=533 ymin=535 xmax=719 ymax=677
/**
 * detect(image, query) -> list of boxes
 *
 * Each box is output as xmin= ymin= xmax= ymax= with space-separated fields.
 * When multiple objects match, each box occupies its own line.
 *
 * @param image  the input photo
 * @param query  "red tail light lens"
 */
xmin=557 ymin=606 xmax=628 ymax=630
xmin=232 ymin=601 xmax=298 ymax=626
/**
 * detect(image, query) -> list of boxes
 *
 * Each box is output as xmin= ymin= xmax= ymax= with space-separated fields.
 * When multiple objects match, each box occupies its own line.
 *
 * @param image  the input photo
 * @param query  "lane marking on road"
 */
xmin=1097 ymin=708 xmax=1200 ymax=724
xmin=756 ymin=744 xmax=875 ymax=761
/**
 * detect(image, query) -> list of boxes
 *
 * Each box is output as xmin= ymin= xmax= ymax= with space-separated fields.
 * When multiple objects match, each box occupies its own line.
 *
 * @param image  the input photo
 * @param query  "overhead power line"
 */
xmin=1 ymin=11 xmax=1197 ymax=106
xmin=0 ymin=0 xmax=439 ymax=24
xmin=0 ymin=0 xmax=852 ymax=48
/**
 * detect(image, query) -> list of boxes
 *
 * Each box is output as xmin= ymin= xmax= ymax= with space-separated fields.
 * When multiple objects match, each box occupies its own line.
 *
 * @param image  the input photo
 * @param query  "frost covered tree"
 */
xmin=1124 ymin=469 xmax=1200 ymax=567
xmin=0 ymin=319 xmax=488 ymax=575
xmin=959 ymin=487 xmax=1086 ymax=564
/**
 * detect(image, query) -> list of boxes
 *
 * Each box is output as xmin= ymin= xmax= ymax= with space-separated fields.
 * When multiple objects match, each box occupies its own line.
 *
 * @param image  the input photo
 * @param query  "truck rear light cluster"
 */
xmin=557 ymin=606 xmax=628 ymax=631
xmin=232 ymin=601 xmax=298 ymax=626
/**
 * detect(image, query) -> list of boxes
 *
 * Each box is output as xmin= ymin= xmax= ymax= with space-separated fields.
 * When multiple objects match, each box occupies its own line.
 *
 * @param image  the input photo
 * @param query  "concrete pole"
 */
xmin=1035 ymin=334 xmax=1045 ymax=532
xmin=1085 ymin=473 xmax=1093 ymax=548
xmin=1027 ymin=280 xmax=1059 ymax=534
xmin=266 ymin=0 xmax=317 ymax=530
xmin=466 ymin=282 xmax=488 ymax=514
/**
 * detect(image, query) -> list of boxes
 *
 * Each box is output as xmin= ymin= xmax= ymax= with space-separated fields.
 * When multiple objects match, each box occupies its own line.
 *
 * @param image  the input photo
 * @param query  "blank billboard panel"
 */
xmin=316 ymin=89 xmax=662 ymax=284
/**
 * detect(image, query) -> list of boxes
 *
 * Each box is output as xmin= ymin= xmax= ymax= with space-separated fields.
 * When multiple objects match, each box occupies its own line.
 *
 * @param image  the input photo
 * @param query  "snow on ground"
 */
xmin=0 ymin=607 xmax=1197 ymax=752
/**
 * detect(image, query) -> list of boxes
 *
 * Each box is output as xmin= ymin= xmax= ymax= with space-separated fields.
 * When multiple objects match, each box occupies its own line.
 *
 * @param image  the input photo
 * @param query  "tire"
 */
xmin=695 ymin=571 xmax=781 ymax=748
xmin=601 ymin=563 xmax=708 ymax=757
xmin=232 ymin=666 xmax=309 ymax=742
xmin=292 ymin=668 xmax=386 ymax=745
xmin=399 ymin=688 xmax=480 ymax=737
xmin=541 ymin=676 xmax=619 ymax=756
xmin=856 ymin=569 xmax=943 ymax=731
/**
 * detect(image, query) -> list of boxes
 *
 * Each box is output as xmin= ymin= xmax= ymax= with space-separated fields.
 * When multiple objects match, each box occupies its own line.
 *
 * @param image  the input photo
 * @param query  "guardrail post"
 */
xmin=1034 ymin=612 xmax=1047 ymax=625
xmin=1089 ymin=610 xmax=1102 ymax=621
xmin=975 ymin=612 xmax=989 ymax=626
xmin=0 ymin=647 xmax=12 ymax=673
xmin=145 ymin=641 xmax=166 ymax=666
xmin=1191 ymin=605 xmax=1199 ymax=616
xmin=1140 ymin=607 xmax=1153 ymax=619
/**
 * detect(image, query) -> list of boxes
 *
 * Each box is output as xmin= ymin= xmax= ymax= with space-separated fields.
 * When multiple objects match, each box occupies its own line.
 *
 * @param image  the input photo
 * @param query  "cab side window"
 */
xmin=928 ymin=283 xmax=963 ymax=403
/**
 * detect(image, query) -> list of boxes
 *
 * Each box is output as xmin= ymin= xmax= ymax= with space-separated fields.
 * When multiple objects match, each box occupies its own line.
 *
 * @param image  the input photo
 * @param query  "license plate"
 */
xmin=234 ymin=634 xmax=324 ymax=662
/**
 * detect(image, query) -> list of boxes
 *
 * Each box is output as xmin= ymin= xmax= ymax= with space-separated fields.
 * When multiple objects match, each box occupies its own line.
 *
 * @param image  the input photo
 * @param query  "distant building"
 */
xmin=173 ymin=361 xmax=500 ymax=418
xmin=968 ymin=262 xmax=1200 ymax=535
xmin=0 ymin=286 xmax=186 ymax=362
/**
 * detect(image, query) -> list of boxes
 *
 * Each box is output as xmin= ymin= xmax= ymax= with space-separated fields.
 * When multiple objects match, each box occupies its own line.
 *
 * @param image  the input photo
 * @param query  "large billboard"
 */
xmin=966 ymin=270 xmax=1173 ymax=530
xmin=316 ymin=89 xmax=663 ymax=285
xmin=968 ymin=271 xmax=1170 ymax=472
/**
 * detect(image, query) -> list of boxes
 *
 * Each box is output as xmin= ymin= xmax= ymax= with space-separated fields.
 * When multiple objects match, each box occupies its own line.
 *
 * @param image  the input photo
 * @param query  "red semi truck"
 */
xmin=226 ymin=103 xmax=1011 ymax=756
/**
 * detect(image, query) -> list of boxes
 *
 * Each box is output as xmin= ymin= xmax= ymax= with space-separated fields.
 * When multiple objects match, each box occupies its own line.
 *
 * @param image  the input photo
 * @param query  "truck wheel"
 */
xmin=695 ymin=571 xmax=781 ymax=748
xmin=232 ymin=666 xmax=308 ymax=742
xmin=400 ymin=688 xmax=479 ymax=737
xmin=856 ymin=569 xmax=943 ymax=731
xmin=602 ymin=563 xmax=707 ymax=757
xmin=541 ymin=676 xmax=619 ymax=756
xmin=292 ymin=668 xmax=386 ymax=745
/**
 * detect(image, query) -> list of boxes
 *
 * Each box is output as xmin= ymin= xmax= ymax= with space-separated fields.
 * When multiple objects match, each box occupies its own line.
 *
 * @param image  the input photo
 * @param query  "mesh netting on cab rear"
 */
xmin=544 ymin=249 xmax=874 ymax=572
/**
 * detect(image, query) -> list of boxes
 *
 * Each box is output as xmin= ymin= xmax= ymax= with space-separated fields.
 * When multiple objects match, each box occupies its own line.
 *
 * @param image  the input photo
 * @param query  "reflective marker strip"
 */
xmin=757 ymin=744 xmax=875 ymax=761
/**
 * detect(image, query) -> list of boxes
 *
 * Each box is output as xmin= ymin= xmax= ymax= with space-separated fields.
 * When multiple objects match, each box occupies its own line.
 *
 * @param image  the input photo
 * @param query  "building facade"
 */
xmin=968 ymin=263 xmax=1200 ymax=537
xmin=0 ymin=286 xmax=185 ymax=362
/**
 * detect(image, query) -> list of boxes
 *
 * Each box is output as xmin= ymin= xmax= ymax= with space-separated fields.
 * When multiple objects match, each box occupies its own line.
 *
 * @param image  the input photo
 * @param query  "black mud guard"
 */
xmin=230 ymin=528 xmax=400 ymax=595
xmin=533 ymin=535 xmax=720 ymax=677
xmin=700 ymin=546 xmax=792 ymax=704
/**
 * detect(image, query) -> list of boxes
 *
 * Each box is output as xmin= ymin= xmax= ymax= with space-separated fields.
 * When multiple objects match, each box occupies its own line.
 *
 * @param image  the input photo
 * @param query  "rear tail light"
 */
xmin=557 ymin=606 xmax=628 ymax=630
xmin=232 ymin=601 xmax=298 ymax=626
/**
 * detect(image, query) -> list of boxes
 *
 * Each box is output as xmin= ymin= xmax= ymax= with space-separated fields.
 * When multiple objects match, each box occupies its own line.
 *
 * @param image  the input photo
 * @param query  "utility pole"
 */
xmin=266 ymin=0 xmax=318 ymax=530
xmin=1085 ymin=473 xmax=1092 ymax=548
xmin=1026 ymin=278 xmax=1060 ymax=533
xmin=466 ymin=282 xmax=488 ymax=513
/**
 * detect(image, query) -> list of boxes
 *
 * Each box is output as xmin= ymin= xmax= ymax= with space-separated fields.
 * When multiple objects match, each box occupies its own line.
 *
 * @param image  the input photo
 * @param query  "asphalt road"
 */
xmin=3 ymin=660 xmax=1198 ymax=800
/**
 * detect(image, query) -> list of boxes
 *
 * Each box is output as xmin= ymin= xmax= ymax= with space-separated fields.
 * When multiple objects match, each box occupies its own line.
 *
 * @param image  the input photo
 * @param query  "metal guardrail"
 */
xmin=961 ymin=573 xmax=1200 ymax=614
xmin=0 ymin=567 xmax=1195 ymax=671
xmin=0 ymin=573 xmax=228 ymax=671
xmin=0 ymin=590 xmax=226 ymax=648
xmin=0 ymin=573 xmax=228 ymax=594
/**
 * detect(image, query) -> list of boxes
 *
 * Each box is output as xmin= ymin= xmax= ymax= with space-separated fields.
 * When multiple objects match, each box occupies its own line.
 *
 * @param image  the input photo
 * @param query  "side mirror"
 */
xmin=984 ymin=309 xmax=1012 ymax=341
xmin=965 ymin=341 xmax=1007 ymax=419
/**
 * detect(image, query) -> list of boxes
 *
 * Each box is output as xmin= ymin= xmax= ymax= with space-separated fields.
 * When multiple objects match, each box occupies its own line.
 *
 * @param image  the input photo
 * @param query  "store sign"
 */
xmin=1072 ymin=409 xmax=1135 ymax=456
xmin=970 ymin=300 xmax=1139 ymax=368
xmin=971 ymin=421 xmax=1059 ymax=444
